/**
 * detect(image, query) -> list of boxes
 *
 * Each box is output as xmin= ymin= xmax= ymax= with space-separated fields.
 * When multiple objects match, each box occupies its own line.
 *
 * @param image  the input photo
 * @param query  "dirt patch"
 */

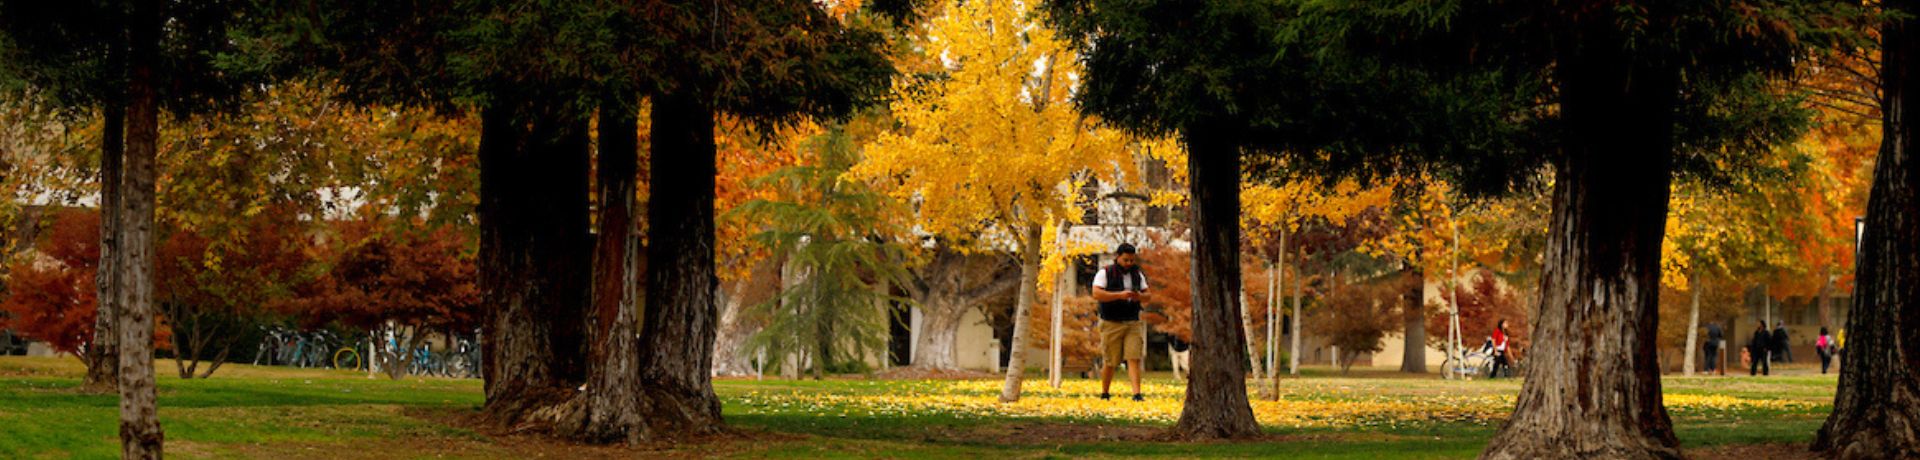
xmin=401 ymin=406 xmax=805 ymax=459
xmin=1688 ymin=443 xmax=1819 ymax=460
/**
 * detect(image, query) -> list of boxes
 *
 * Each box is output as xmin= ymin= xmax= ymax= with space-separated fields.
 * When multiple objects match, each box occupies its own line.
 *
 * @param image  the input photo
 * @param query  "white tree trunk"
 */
xmin=913 ymin=301 xmax=967 ymax=370
xmin=1683 ymin=272 xmax=1701 ymax=376
xmin=1242 ymin=288 xmax=1260 ymax=377
xmin=1048 ymin=250 xmax=1066 ymax=388
xmin=1289 ymin=251 xmax=1303 ymax=375
xmin=1000 ymin=226 xmax=1043 ymax=402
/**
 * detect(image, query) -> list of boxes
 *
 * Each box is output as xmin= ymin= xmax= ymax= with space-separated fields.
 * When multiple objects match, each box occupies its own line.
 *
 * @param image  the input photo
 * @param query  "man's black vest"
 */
xmin=1098 ymin=264 xmax=1144 ymax=322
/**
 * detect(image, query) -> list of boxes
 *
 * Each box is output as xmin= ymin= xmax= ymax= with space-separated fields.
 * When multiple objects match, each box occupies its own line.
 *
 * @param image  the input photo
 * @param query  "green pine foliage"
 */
xmin=735 ymin=126 xmax=906 ymax=379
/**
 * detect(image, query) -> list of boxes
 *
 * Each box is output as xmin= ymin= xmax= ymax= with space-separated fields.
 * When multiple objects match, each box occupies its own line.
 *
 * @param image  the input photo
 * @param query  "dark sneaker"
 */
xmin=1132 ymin=394 xmax=1144 ymax=402
xmin=1099 ymin=393 xmax=1112 ymax=401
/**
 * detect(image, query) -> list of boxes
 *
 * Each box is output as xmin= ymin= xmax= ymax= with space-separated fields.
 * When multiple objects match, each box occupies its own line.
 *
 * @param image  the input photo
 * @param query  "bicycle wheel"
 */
xmin=1463 ymin=354 xmax=1490 ymax=380
xmin=334 ymin=348 xmax=361 ymax=370
xmin=1440 ymin=357 xmax=1460 ymax=380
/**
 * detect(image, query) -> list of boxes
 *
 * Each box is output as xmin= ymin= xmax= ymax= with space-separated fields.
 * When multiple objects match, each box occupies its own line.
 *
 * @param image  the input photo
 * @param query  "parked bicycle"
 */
xmin=253 ymin=326 xmax=294 ymax=366
xmin=1441 ymin=339 xmax=1496 ymax=380
xmin=411 ymin=343 xmax=440 ymax=376
xmin=302 ymin=330 xmax=338 ymax=368
xmin=442 ymin=335 xmax=481 ymax=379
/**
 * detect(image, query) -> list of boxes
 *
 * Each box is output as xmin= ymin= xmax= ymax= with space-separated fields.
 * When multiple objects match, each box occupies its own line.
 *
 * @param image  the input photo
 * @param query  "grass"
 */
xmin=0 ymin=356 xmax=1839 ymax=459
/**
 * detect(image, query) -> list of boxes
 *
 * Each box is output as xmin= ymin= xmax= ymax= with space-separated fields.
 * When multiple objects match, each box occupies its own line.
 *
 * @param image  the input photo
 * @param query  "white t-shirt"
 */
xmin=1091 ymin=267 xmax=1149 ymax=293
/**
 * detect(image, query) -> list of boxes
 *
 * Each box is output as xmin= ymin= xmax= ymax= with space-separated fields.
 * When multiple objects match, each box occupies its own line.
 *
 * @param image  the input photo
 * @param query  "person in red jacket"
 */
xmin=1490 ymin=319 xmax=1512 ymax=378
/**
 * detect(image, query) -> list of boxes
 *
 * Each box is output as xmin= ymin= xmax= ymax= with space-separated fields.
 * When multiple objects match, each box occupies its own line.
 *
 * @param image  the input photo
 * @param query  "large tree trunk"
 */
xmin=87 ymin=101 xmax=124 ymax=391
xmin=477 ymin=95 xmax=593 ymax=426
xmin=903 ymin=248 xmax=1019 ymax=370
xmin=118 ymin=0 xmax=165 ymax=455
xmin=565 ymin=99 xmax=645 ymax=443
xmin=1479 ymin=28 xmax=1681 ymax=460
xmin=1402 ymin=268 xmax=1427 ymax=373
xmin=1814 ymin=2 xmax=1920 ymax=456
xmin=915 ymin=300 xmax=966 ymax=369
xmin=633 ymin=91 xmax=725 ymax=440
xmin=1171 ymin=126 xmax=1259 ymax=440
xmin=999 ymin=226 xmax=1043 ymax=402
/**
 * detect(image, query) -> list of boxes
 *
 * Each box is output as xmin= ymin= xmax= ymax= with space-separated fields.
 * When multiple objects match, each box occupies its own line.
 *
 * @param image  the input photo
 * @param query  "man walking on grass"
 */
xmin=1093 ymin=243 xmax=1149 ymax=401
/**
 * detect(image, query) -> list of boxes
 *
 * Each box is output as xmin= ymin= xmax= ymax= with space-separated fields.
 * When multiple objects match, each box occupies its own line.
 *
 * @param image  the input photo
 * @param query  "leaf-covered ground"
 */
xmin=0 ymin=357 xmax=1838 ymax=459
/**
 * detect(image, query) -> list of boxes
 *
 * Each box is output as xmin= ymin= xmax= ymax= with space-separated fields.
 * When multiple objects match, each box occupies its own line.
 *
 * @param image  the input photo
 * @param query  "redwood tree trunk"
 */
xmin=118 ymin=0 xmax=164 ymax=455
xmin=1172 ymin=125 xmax=1260 ymax=440
xmin=1480 ymin=28 xmax=1681 ymax=460
xmin=477 ymin=95 xmax=593 ymax=425
xmin=634 ymin=91 xmax=725 ymax=440
xmin=999 ymin=226 xmax=1043 ymax=402
xmin=1814 ymin=1 xmax=1920 ymax=456
xmin=87 ymin=101 xmax=124 ymax=390
xmin=568 ymin=99 xmax=646 ymax=442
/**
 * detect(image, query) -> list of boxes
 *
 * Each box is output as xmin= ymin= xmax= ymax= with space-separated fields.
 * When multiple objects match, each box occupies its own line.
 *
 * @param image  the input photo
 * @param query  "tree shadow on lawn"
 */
xmin=0 ymin=376 xmax=479 ymax=410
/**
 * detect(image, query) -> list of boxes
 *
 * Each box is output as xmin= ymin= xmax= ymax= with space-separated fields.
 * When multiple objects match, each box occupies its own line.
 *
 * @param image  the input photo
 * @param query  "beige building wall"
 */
xmin=1370 ymin=334 xmax=1448 ymax=370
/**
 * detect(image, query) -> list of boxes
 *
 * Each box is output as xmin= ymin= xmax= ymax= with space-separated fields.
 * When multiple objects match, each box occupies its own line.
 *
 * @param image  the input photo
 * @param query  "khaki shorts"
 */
xmin=1100 ymin=320 xmax=1146 ymax=366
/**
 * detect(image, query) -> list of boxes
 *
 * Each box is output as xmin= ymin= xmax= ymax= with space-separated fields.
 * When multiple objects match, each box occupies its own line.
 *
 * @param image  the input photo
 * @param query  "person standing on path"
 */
xmin=1092 ymin=243 xmax=1150 ymax=401
xmin=1749 ymin=322 xmax=1772 ymax=376
xmin=1817 ymin=327 xmax=1835 ymax=374
xmin=1490 ymin=319 xmax=1512 ymax=378
xmin=1705 ymin=322 xmax=1724 ymax=375
xmin=1772 ymin=322 xmax=1792 ymax=363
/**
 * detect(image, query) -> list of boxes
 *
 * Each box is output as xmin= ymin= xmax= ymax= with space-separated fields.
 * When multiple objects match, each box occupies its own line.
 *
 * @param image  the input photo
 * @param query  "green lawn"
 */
xmin=0 ymin=357 xmax=1838 ymax=459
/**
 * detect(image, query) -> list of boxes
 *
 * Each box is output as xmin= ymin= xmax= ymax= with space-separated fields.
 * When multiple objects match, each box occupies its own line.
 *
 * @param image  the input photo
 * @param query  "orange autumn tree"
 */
xmin=1 ymin=209 xmax=103 ymax=359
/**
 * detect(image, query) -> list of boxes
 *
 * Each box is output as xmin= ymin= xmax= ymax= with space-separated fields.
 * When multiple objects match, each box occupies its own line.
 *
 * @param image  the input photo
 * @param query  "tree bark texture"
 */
xmin=1403 ymin=268 xmax=1428 ymax=373
xmin=1480 ymin=26 xmax=1682 ymax=460
xmin=902 ymin=248 xmax=1019 ymax=370
xmin=88 ymin=101 xmax=124 ymax=390
xmin=564 ymin=100 xmax=646 ymax=443
xmin=1000 ymin=226 xmax=1043 ymax=402
xmin=634 ymin=91 xmax=726 ymax=440
xmin=1814 ymin=1 xmax=1920 ymax=456
xmin=477 ymin=95 xmax=593 ymax=426
xmin=118 ymin=0 xmax=164 ymax=455
xmin=1171 ymin=125 xmax=1260 ymax=440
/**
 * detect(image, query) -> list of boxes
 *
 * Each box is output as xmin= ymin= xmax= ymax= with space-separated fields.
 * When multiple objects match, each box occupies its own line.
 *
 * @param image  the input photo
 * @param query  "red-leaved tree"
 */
xmin=0 ymin=208 xmax=169 ymax=365
xmin=1426 ymin=269 xmax=1530 ymax=361
xmin=156 ymin=206 xmax=316 ymax=379
xmin=287 ymin=223 xmax=480 ymax=379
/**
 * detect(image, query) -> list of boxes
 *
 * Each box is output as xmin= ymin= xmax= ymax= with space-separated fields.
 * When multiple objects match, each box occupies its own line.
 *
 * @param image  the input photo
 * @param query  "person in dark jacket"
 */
xmin=1749 ymin=323 xmax=1772 ymax=376
xmin=1704 ymin=322 xmax=1724 ymax=374
xmin=1772 ymin=322 xmax=1792 ymax=363
xmin=1093 ymin=243 xmax=1150 ymax=402
xmin=1816 ymin=327 xmax=1835 ymax=374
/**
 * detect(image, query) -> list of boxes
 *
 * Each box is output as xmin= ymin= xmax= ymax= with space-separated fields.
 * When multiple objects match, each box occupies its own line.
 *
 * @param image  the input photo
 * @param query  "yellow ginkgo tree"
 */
xmin=850 ymin=0 xmax=1129 ymax=402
